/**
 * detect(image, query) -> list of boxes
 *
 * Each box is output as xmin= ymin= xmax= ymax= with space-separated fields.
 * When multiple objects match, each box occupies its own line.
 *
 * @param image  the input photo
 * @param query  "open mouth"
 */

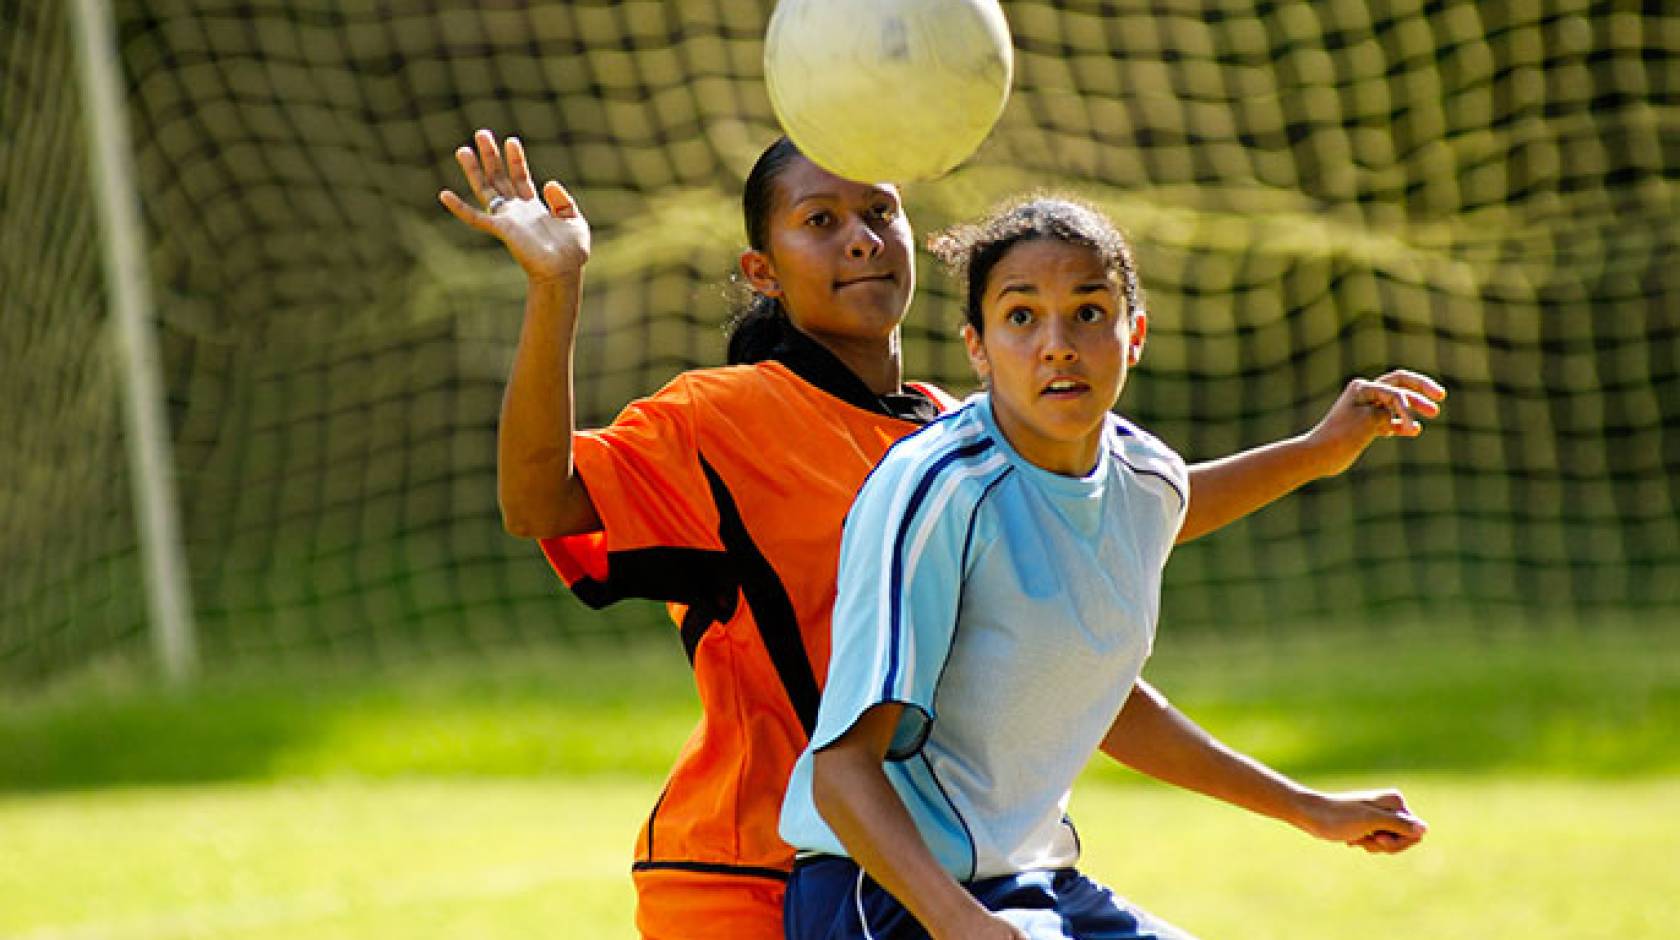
xmin=1041 ymin=377 xmax=1090 ymax=398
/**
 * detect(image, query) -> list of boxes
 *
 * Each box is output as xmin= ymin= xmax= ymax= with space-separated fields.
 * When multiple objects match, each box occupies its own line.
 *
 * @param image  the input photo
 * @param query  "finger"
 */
xmin=1373 ymin=383 xmax=1442 ymax=420
xmin=1356 ymin=833 xmax=1395 ymax=853
xmin=476 ymin=128 xmax=512 ymax=196
xmin=1355 ymin=383 xmax=1422 ymax=436
xmin=505 ymin=136 xmax=538 ymax=201
xmin=1397 ymin=388 xmax=1442 ymax=419
xmin=1357 ymin=827 xmax=1421 ymax=853
xmin=454 ymin=145 xmax=492 ymax=206
xmin=1377 ymin=369 xmax=1448 ymax=403
xmin=543 ymin=179 xmax=580 ymax=218
xmin=1366 ymin=789 xmax=1410 ymax=814
xmin=438 ymin=189 xmax=497 ymax=235
xmin=1369 ymin=800 xmax=1428 ymax=842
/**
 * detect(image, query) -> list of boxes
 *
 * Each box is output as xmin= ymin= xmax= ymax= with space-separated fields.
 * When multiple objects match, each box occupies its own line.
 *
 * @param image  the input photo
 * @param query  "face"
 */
xmin=738 ymin=157 xmax=914 ymax=344
xmin=962 ymin=238 xmax=1147 ymax=476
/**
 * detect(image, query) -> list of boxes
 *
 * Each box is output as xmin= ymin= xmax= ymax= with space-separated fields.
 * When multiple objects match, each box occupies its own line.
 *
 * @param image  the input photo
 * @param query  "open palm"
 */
xmin=439 ymin=129 xmax=590 ymax=283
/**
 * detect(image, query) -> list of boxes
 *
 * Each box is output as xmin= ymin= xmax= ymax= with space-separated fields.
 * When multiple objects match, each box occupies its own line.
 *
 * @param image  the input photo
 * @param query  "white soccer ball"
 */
xmin=764 ymin=0 xmax=1014 ymax=183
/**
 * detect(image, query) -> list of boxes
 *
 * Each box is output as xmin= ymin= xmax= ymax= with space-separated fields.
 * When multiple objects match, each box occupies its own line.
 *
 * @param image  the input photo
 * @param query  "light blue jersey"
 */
xmin=780 ymin=394 xmax=1189 ymax=881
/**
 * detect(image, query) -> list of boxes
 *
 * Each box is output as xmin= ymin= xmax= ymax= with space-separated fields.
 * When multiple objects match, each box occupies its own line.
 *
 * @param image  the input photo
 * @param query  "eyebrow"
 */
xmin=992 ymin=281 xmax=1112 ymax=299
xmin=789 ymin=191 xmax=841 ymax=206
xmin=789 ymin=186 xmax=896 ymax=208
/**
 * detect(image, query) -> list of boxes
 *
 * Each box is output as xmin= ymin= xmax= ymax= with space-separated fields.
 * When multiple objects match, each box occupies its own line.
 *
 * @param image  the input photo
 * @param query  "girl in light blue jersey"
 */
xmin=779 ymin=197 xmax=1431 ymax=940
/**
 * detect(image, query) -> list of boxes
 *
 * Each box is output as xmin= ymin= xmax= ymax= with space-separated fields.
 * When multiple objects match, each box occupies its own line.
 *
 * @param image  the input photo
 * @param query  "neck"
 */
xmin=987 ymin=395 xmax=1103 ymax=477
xmin=805 ymin=329 xmax=903 ymax=395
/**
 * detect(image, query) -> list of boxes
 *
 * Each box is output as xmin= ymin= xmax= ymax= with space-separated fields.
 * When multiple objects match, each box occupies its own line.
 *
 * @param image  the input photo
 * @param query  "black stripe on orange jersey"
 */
xmin=564 ymin=545 xmax=738 ymax=630
xmin=631 ymin=859 xmax=790 ymax=883
xmin=699 ymin=454 xmax=822 ymax=737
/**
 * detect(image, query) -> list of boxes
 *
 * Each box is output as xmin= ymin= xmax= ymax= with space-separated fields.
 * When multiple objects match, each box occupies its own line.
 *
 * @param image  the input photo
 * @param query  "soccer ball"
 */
xmin=764 ymin=0 xmax=1014 ymax=183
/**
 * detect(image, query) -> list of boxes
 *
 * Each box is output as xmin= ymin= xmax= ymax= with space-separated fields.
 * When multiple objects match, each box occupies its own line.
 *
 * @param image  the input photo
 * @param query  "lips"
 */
xmin=834 ymin=273 xmax=896 ymax=289
xmin=1041 ymin=376 xmax=1090 ymax=397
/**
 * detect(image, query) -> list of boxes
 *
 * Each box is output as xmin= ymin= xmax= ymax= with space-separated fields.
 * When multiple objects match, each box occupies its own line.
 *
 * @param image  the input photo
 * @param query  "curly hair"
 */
xmin=927 ymin=196 xmax=1143 ymax=335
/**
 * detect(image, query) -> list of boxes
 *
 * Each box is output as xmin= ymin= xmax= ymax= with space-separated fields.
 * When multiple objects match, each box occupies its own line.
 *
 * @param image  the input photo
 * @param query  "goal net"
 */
xmin=4 ymin=0 xmax=1676 ymax=683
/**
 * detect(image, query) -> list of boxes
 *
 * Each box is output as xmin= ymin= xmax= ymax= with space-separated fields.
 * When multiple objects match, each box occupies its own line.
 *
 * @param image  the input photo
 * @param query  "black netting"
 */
xmin=1 ymin=0 xmax=149 ymax=680
xmin=5 ymin=0 xmax=1677 ymax=683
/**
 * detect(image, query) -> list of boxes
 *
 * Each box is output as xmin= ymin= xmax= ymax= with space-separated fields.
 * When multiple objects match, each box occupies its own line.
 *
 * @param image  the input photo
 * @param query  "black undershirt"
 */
xmin=765 ymin=325 xmax=940 ymax=424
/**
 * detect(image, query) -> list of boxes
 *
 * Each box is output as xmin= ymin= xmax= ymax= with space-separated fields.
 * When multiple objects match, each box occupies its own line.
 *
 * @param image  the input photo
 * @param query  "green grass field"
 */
xmin=2 ymin=623 xmax=1675 ymax=939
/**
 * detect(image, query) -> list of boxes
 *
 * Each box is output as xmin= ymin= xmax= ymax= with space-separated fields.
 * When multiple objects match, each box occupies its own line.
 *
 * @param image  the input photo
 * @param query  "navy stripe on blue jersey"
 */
xmin=881 ymin=437 xmax=995 ymax=699
xmin=1110 ymin=448 xmax=1188 ymax=511
xmin=919 ymin=750 xmax=980 ymax=882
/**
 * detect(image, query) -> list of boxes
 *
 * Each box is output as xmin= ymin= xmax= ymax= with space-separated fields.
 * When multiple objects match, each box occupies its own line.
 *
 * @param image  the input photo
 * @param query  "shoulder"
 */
xmin=622 ymin=363 xmax=817 ymax=424
xmin=846 ymin=401 xmax=1010 ymax=569
xmin=861 ymin=400 xmax=1012 ymax=507
xmin=1107 ymin=415 xmax=1188 ymax=510
xmin=656 ymin=363 xmax=770 ymax=402
xmin=905 ymin=381 xmax=963 ymax=413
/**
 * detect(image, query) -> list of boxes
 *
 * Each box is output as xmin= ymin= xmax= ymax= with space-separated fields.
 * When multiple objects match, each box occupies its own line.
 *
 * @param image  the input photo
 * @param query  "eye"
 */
xmin=1075 ymin=304 xmax=1106 ymax=324
xmin=1004 ymin=306 xmax=1033 ymax=327
xmin=870 ymin=201 xmax=897 ymax=222
xmin=805 ymin=210 xmax=833 ymax=228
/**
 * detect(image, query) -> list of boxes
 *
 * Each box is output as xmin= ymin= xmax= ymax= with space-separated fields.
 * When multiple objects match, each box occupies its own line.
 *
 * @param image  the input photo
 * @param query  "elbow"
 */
xmin=498 ymin=494 xmax=565 ymax=540
xmin=499 ymin=488 xmax=597 ymax=540
xmin=500 ymin=511 xmax=549 ymax=540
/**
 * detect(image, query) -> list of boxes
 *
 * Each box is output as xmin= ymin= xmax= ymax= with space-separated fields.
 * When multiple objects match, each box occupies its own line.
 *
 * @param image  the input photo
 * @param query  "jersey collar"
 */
xmin=769 ymin=325 xmax=939 ymax=424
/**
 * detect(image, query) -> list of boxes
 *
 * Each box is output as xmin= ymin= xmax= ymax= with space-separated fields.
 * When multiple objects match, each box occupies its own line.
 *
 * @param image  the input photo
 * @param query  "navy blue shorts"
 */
xmin=783 ymin=856 xmax=1197 ymax=940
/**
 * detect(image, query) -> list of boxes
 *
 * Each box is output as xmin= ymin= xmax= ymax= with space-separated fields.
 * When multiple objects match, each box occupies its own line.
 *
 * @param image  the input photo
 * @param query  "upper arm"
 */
xmin=536 ymin=381 xmax=735 ymax=608
xmin=816 ymin=702 xmax=905 ymax=765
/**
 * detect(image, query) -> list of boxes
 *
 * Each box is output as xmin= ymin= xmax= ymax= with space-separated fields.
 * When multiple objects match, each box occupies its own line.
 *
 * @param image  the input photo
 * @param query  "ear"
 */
xmin=961 ymin=322 xmax=990 ymax=386
xmin=739 ymin=249 xmax=781 ymax=298
xmin=1127 ymin=310 xmax=1148 ymax=367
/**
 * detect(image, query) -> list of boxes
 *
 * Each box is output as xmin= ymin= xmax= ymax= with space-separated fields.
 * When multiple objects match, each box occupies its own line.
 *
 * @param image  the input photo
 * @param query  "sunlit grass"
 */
xmin=0 ymin=775 xmax=1672 ymax=939
xmin=0 ymin=624 xmax=1674 ymax=937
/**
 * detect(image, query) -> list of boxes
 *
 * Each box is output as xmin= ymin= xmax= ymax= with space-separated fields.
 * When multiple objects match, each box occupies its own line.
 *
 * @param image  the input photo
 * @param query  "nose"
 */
xmin=847 ymin=216 xmax=884 ymax=260
xmin=1041 ymin=317 xmax=1077 ymax=362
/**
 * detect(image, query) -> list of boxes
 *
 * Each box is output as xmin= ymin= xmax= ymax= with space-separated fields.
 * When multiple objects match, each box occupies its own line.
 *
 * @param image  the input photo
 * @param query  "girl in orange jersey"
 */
xmin=438 ymin=133 xmax=1442 ymax=940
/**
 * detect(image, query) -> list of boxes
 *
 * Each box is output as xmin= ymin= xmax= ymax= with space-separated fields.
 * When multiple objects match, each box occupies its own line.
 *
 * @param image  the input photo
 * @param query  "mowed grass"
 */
xmin=1 ymin=777 xmax=1673 ymax=939
xmin=1 ymin=622 xmax=1675 ymax=938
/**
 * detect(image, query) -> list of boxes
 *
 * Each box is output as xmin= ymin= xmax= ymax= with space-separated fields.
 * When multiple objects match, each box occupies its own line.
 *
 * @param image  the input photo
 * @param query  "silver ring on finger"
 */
xmin=486 ymin=195 xmax=508 ymax=213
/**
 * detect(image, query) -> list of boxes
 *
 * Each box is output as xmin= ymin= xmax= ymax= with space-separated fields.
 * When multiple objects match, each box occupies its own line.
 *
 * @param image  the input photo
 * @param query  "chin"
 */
xmin=847 ymin=299 xmax=910 ymax=332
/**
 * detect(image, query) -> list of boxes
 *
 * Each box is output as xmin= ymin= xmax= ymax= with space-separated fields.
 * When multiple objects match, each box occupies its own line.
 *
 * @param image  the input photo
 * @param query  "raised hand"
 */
xmin=1301 ymin=787 xmax=1428 ymax=855
xmin=439 ymin=129 xmax=590 ymax=284
xmin=1302 ymin=369 xmax=1447 ymax=478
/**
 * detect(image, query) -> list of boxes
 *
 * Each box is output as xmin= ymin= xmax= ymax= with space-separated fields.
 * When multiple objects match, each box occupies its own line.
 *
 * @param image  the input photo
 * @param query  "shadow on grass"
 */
xmin=0 ymin=642 xmax=700 ymax=792
xmin=4 ymin=625 xmax=1676 ymax=792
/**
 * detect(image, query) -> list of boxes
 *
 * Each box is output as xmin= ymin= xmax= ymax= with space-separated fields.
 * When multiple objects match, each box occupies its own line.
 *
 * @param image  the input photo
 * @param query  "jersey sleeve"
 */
xmin=1111 ymin=417 xmax=1191 ymax=546
xmin=537 ymin=375 xmax=734 ymax=613
xmin=811 ymin=435 xmax=982 ymax=761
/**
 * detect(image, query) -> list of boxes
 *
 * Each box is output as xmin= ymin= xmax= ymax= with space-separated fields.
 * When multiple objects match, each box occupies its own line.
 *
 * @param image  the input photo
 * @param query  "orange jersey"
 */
xmin=540 ymin=337 xmax=956 ymax=896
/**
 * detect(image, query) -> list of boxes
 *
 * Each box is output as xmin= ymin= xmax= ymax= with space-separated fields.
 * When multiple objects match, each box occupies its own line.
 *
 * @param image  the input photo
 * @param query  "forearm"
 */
xmin=1179 ymin=436 xmax=1327 ymax=543
xmin=813 ymin=751 xmax=991 ymax=940
xmin=497 ymin=273 xmax=598 ymax=537
xmin=1100 ymin=680 xmax=1315 ymax=831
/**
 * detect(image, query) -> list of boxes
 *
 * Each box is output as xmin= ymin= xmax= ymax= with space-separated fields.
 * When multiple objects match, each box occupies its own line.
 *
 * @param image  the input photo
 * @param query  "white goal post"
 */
xmin=68 ymin=0 xmax=199 ymax=683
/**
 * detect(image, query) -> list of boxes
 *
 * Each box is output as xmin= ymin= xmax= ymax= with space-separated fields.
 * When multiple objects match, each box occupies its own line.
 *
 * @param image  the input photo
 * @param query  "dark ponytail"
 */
xmin=726 ymin=136 xmax=804 ymax=365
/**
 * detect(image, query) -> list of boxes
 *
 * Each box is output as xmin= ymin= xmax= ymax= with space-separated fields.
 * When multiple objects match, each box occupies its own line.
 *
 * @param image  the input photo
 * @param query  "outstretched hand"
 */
xmin=1304 ymin=370 xmax=1446 ymax=478
xmin=439 ymin=129 xmax=590 ymax=284
xmin=1302 ymin=787 xmax=1428 ymax=855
